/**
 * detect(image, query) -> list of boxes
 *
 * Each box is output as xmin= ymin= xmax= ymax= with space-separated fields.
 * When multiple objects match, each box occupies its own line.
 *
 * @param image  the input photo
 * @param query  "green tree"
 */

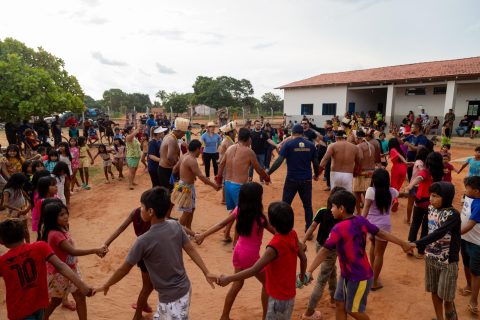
xmin=126 ymin=93 xmax=152 ymax=112
xmin=102 ymin=88 xmax=127 ymax=113
xmin=84 ymin=95 xmax=104 ymax=110
xmin=260 ymin=92 xmax=283 ymax=113
xmin=0 ymin=38 xmax=85 ymax=119
xmin=164 ymin=92 xmax=192 ymax=114
xmin=155 ymin=90 xmax=167 ymax=104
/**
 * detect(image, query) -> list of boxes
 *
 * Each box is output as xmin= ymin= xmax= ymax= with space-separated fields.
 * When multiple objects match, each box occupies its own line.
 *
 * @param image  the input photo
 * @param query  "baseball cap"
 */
xmin=292 ymin=124 xmax=304 ymax=134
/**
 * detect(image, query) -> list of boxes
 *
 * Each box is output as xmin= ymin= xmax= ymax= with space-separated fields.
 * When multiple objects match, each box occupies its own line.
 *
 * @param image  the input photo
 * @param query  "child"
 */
xmin=0 ymin=219 xmax=94 ymax=320
xmin=99 ymin=187 xmax=217 ymax=319
xmin=44 ymin=150 xmax=59 ymax=173
xmin=301 ymin=187 xmax=345 ymax=320
xmin=440 ymin=144 xmax=452 ymax=159
xmin=34 ymin=175 xmax=58 ymax=236
xmin=52 ymin=161 xmax=70 ymax=206
xmin=411 ymin=182 xmax=460 ymax=320
xmin=113 ymin=127 xmax=124 ymax=140
xmin=443 ymin=154 xmax=459 ymax=182
xmin=459 ymin=176 xmax=480 ymax=315
xmin=378 ymin=132 xmax=389 ymax=167
xmin=32 ymin=159 xmax=46 ymax=173
xmin=93 ymin=144 xmax=115 ymax=183
xmin=102 ymin=207 xmax=153 ymax=319
xmin=305 ymin=190 xmax=411 ymax=319
xmin=195 ymin=182 xmax=273 ymax=320
xmin=113 ymin=137 xmax=126 ymax=179
xmin=87 ymin=126 xmax=98 ymax=145
xmin=218 ymin=201 xmax=308 ymax=320
xmin=5 ymin=144 xmax=24 ymax=174
xmin=2 ymin=173 xmax=32 ymax=243
xmin=58 ymin=142 xmax=73 ymax=176
xmin=78 ymin=136 xmax=94 ymax=190
xmin=69 ymin=137 xmax=81 ymax=192
xmin=458 ymin=146 xmax=480 ymax=177
xmin=22 ymin=159 xmax=34 ymax=194
xmin=69 ymin=123 xmax=79 ymax=139
xmin=406 ymin=146 xmax=430 ymax=225
xmin=362 ymin=168 xmax=399 ymax=291
xmin=38 ymin=201 xmax=105 ymax=320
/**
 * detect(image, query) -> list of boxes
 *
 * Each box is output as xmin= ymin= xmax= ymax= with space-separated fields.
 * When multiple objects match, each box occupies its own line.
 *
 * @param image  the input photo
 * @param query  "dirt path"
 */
xmin=0 ymin=145 xmax=479 ymax=320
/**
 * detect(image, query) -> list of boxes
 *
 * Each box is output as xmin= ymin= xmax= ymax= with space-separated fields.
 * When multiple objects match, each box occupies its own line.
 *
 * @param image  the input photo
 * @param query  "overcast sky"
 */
xmin=1 ymin=0 xmax=479 ymax=101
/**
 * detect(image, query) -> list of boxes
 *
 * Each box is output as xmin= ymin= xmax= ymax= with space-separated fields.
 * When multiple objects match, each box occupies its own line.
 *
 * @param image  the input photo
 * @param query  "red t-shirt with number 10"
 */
xmin=0 ymin=242 xmax=53 ymax=320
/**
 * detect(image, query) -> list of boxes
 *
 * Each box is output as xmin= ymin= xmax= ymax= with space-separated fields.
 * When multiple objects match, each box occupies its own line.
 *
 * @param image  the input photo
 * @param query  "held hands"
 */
xmin=95 ymin=284 xmax=110 ymax=296
xmin=205 ymin=273 xmax=218 ymax=289
xmin=401 ymin=241 xmax=416 ymax=254
xmin=194 ymin=233 xmax=205 ymax=245
xmin=95 ymin=245 xmax=109 ymax=258
xmin=216 ymin=274 xmax=231 ymax=287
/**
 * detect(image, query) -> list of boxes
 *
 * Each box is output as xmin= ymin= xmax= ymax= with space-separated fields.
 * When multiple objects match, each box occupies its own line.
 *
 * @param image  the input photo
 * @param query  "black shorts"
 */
xmin=157 ymin=166 xmax=173 ymax=191
xmin=137 ymin=259 xmax=148 ymax=273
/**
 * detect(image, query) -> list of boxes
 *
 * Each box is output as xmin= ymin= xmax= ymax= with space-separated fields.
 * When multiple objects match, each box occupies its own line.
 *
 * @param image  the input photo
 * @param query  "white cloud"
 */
xmin=156 ymin=63 xmax=176 ymax=74
xmin=253 ymin=42 xmax=277 ymax=50
xmin=91 ymin=52 xmax=127 ymax=66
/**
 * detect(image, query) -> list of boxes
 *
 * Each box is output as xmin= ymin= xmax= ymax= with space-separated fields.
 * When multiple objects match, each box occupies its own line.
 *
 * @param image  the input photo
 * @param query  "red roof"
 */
xmin=279 ymin=56 xmax=480 ymax=89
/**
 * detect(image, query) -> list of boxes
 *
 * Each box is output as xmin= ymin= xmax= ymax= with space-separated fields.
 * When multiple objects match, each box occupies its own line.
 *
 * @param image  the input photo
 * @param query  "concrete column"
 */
xmin=443 ymin=80 xmax=457 ymax=123
xmin=336 ymin=86 xmax=348 ymax=117
xmin=385 ymin=84 xmax=395 ymax=126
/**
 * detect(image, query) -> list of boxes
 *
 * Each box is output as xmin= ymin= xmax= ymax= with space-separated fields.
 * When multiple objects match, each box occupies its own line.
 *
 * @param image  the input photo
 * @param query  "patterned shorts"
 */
xmin=265 ymin=296 xmax=295 ymax=320
xmin=48 ymin=268 xmax=81 ymax=298
xmin=334 ymin=276 xmax=372 ymax=313
xmin=153 ymin=289 xmax=191 ymax=320
xmin=425 ymin=256 xmax=458 ymax=302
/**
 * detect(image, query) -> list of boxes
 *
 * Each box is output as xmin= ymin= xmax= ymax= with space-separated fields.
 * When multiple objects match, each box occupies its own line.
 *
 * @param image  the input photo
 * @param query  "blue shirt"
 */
xmin=113 ymin=133 xmax=124 ymax=140
xmin=279 ymin=137 xmax=316 ymax=180
xmin=147 ymin=139 xmax=161 ymax=172
xmin=201 ymin=133 xmax=221 ymax=154
xmin=466 ymin=157 xmax=480 ymax=177
xmin=406 ymin=134 xmax=429 ymax=161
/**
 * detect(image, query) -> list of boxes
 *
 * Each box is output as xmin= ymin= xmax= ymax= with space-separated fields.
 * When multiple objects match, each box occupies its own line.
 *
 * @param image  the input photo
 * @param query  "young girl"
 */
xmin=78 ymin=136 xmax=94 ymax=190
xmin=388 ymin=138 xmax=412 ymax=191
xmin=406 ymin=152 xmax=444 ymax=257
xmin=34 ymin=175 xmax=58 ymax=236
xmin=93 ymin=144 xmax=115 ymax=183
xmin=195 ymin=182 xmax=273 ymax=320
xmin=21 ymin=160 xmax=34 ymax=195
xmin=2 ymin=173 xmax=32 ymax=242
xmin=5 ymin=144 xmax=24 ymax=175
xmin=52 ymin=162 xmax=70 ymax=206
xmin=361 ymin=168 xmax=399 ymax=290
xmin=39 ymin=201 xmax=105 ymax=320
xmin=44 ymin=150 xmax=59 ymax=173
xmin=412 ymin=182 xmax=460 ymax=320
xmin=69 ymin=137 xmax=81 ymax=192
xmin=113 ymin=137 xmax=126 ymax=179
xmin=32 ymin=159 xmax=46 ymax=174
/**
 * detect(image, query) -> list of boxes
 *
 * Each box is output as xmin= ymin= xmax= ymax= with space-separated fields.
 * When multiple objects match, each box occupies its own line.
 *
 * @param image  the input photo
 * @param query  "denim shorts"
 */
xmin=461 ymin=240 xmax=480 ymax=276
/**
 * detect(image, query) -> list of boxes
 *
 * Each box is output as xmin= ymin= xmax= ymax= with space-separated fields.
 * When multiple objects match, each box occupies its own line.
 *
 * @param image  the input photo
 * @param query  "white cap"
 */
xmin=154 ymin=127 xmax=168 ymax=134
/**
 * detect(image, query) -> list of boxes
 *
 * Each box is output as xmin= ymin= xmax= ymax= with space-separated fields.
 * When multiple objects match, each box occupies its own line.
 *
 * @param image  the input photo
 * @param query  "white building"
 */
xmin=279 ymin=57 xmax=480 ymax=128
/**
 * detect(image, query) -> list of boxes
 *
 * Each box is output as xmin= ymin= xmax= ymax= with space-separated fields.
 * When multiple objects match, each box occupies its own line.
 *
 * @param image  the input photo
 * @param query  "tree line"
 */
xmin=0 ymin=37 xmax=283 ymax=120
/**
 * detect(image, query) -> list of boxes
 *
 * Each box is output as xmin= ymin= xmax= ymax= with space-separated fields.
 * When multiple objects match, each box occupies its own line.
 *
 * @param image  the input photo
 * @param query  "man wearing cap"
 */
xmin=353 ymin=130 xmax=377 ymax=214
xmin=147 ymin=127 xmax=167 ymax=187
xmin=217 ymin=128 xmax=270 ymax=241
xmin=249 ymin=120 xmax=278 ymax=182
xmin=319 ymin=130 xmax=362 ymax=192
xmin=267 ymin=124 xmax=319 ymax=230
xmin=201 ymin=122 xmax=222 ymax=179
xmin=158 ymin=117 xmax=189 ymax=191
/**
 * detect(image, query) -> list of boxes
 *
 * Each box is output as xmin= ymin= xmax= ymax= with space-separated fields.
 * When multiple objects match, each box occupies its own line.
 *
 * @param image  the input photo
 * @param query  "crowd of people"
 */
xmin=0 ymin=108 xmax=480 ymax=320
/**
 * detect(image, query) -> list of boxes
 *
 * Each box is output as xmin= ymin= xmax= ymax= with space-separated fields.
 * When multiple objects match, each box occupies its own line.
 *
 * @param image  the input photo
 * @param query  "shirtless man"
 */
xmin=218 ymin=121 xmax=237 ymax=205
xmin=216 ymin=127 xmax=270 ymax=241
xmin=173 ymin=139 xmax=220 ymax=230
xmin=158 ymin=117 xmax=189 ymax=191
xmin=353 ymin=130 xmax=377 ymax=214
xmin=319 ymin=130 xmax=361 ymax=192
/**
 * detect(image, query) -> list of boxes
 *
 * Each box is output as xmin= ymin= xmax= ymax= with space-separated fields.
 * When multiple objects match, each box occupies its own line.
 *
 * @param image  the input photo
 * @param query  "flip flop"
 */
xmin=458 ymin=288 xmax=472 ymax=296
xmin=62 ymin=301 xmax=77 ymax=311
xmin=468 ymin=303 xmax=479 ymax=315
xmin=131 ymin=303 xmax=153 ymax=313
xmin=371 ymin=285 xmax=384 ymax=291
xmin=301 ymin=310 xmax=323 ymax=320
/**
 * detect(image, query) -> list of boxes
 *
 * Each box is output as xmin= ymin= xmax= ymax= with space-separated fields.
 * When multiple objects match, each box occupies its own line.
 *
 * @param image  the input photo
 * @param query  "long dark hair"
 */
xmin=113 ymin=138 xmax=125 ymax=151
xmin=38 ymin=200 xmax=69 ymax=242
xmin=371 ymin=168 xmax=392 ymax=214
xmin=387 ymin=138 xmax=405 ymax=157
xmin=57 ymin=142 xmax=72 ymax=161
xmin=236 ymin=182 xmax=267 ymax=236
xmin=52 ymin=161 xmax=69 ymax=177
xmin=3 ymin=173 xmax=27 ymax=191
xmin=425 ymin=152 xmax=444 ymax=182
xmin=415 ymin=146 xmax=430 ymax=163
xmin=37 ymin=176 xmax=56 ymax=198
xmin=5 ymin=144 xmax=21 ymax=160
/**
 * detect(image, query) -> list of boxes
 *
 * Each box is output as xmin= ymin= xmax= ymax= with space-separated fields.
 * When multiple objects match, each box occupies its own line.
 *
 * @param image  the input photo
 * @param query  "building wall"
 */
xmin=284 ymin=86 xmax=347 ymax=123
xmin=392 ymin=85 xmax=446 ymax=123
xmin=455 ymin=83 xmax=480 ymax=122
xmin=346 ymin=88 xmax=387 ymax=114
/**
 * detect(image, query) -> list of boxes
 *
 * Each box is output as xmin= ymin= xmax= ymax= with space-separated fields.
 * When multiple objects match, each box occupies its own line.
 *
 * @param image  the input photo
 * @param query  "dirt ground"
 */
xmin=0 ymin=133 xmax=479 ymax=319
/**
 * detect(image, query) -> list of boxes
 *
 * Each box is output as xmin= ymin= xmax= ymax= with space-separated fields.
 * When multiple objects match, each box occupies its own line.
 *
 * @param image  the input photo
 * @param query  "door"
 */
xmin=348 ymin=102 xmax=355 ymax=114
xmin=467 ymin=101 xmax=480 ymax=120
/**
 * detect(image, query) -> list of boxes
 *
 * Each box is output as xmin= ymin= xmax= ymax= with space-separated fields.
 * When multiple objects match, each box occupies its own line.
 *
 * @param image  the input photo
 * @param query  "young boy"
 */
xmin=99 ymin=187 xmax=217 ymax=319
xmin=0 ymin=219 xmax=94 ymax=320
xmin=412 ymin=182 xmax=460 ymax=320
xmin=218 ymin=201 xmax=308 ymax=319
xmin=301 ymin=187 xmax=345 ymax=320
xmin=305 ymin=190 xmax=411 ymax=320
xmin=458 ymin=146 xmax=480 ymax=177
xmin=459 ymin=176 xmax=480 ymax=315
xmin=442 ymin=154 xmax=459 ymax=182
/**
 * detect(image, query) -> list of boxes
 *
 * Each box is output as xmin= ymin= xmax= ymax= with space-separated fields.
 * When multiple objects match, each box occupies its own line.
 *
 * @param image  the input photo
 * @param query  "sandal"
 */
xmin=131 ymin=303 xmax=153 ymax=313
xmin=301 ymin=310 xmax=323 ymax=320
xmin=458 ymin=287 xmax=472 ymax=296
xmin=468 ymin=303 xmax=479 ymax=315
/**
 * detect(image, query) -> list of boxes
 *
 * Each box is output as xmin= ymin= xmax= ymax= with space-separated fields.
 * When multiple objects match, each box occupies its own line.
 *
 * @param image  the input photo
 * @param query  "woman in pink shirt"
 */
xmin=195 ymin=182 xmax=274 ymax=320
